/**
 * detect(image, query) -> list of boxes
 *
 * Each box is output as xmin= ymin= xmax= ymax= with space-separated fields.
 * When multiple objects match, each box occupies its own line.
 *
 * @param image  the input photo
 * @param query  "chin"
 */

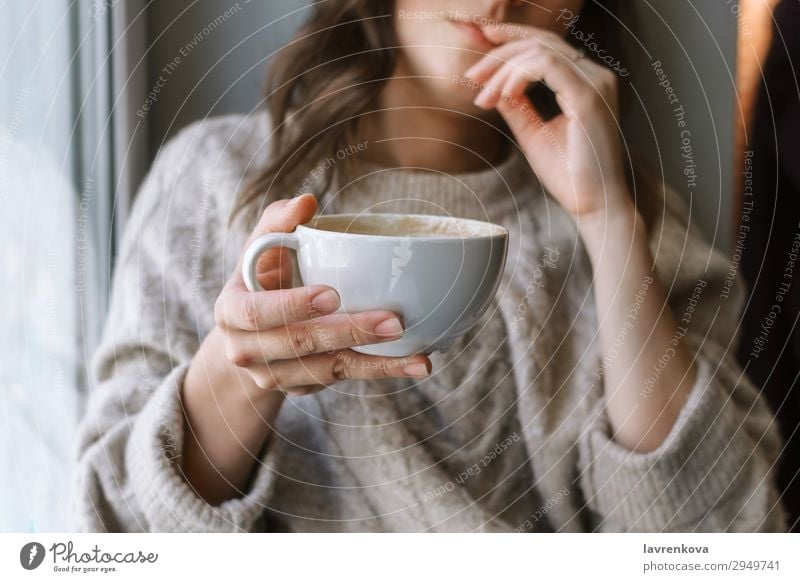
xmin=413 ymin=75 xmax=478 ymax=112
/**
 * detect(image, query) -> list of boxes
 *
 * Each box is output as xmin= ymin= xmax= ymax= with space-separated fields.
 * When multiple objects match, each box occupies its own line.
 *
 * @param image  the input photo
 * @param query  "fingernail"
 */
xmin=403 ymin=363 xmax=430 ymax=378
xmin=290 ymin=193 xmax=311 ymax=207
xmin=373 ymin=317 xmax=404 ymax=338
xmin=474 ymin=88 xmax=492 ymax=107
xmin=311 ymin=289 xmax=340 ymax=314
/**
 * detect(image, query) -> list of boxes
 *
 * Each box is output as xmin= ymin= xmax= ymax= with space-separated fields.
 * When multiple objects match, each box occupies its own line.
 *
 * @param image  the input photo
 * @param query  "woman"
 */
xmin=73 ymin=0 xmax=786 ymax=532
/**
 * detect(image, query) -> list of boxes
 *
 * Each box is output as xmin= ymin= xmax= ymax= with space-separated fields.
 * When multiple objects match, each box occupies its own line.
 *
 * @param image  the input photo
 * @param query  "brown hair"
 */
xmin=232 ymin=0 xmax=655 ymax=226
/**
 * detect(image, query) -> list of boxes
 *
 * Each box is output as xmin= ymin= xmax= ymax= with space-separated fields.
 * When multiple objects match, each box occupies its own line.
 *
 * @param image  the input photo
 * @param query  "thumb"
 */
xmin=495 ymin=93 xmax=544 ymax=138
xmin=252 ymin=192 xmax=318 ymax=238
xmin=233 ymin=193 xmax=318 ymax=291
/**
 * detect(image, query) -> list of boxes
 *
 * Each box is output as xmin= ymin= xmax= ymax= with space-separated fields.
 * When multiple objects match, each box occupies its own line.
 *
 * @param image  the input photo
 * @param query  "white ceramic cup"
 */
xmin=242 ymin=213 xmax=508 ymax=357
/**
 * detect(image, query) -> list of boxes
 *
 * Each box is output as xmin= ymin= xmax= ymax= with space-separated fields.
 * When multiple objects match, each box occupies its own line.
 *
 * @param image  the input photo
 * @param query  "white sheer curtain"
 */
xmin=0 ymin=0 xmax=145 ymax=532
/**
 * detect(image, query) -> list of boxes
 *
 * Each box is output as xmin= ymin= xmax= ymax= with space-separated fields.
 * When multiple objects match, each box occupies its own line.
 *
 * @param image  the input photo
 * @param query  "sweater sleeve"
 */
xmin=71 ymin=120 xmax=280 ymax=532
xmin=577 ymin=184 xmax=787 ymax=532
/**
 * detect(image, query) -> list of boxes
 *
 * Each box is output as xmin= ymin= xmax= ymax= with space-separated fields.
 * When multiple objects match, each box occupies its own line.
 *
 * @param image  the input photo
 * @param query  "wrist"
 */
xmin=185 ymin=327 xmax=285 ymax=414
xmin=576 ymin=201 xmax=648 ymax=267
xmin=576 ymin=198 xmax=645 ymax=242
xmin=181 ymin=327 xmax=283 ymax=505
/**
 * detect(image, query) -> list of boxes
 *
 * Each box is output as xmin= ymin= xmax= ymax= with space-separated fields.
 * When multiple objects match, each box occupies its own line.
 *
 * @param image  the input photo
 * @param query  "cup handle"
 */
xmin=242 ymin=232 xmax=299 ymax=292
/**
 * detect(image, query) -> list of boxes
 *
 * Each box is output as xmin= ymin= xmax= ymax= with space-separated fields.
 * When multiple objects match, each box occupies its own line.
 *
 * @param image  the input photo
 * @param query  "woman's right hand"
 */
xmin=182 ymin=193 xmax=431 ymax=506
xmin=214 ymin=193 xmax=432 ymax=397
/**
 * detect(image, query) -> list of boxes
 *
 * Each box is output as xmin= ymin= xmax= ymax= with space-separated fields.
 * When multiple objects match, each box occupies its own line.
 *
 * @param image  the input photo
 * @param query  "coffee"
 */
xmin=309 ymin=214 xmax=504 ymax=239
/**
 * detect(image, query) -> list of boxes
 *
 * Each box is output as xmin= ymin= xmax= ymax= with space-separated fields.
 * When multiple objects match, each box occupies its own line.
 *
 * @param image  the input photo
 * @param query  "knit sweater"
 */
xmin=72 ymin=111 xmax=786 ymax=532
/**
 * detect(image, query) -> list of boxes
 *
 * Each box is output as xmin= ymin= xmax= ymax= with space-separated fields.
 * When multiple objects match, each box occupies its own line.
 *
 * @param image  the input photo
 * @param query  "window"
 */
xmin=0 ymin=0 xmax=120 ymax=532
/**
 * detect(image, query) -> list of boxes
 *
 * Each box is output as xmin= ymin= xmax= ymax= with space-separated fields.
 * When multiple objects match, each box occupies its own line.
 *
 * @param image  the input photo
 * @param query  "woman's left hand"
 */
xmin=464 ymin=23 xmax=632 ymax=223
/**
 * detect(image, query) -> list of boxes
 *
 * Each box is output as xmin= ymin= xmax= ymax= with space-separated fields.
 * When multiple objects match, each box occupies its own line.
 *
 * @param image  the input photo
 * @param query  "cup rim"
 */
xmin=300 ymin=213 xmax=508 ymax=241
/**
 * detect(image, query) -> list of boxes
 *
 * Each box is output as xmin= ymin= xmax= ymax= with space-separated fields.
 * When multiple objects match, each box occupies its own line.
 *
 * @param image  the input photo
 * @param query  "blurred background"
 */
xmin=1 ymin=0 xmax=796 ymax=532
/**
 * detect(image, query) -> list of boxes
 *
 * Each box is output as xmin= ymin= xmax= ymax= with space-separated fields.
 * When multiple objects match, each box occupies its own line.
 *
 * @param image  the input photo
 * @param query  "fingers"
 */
xmin=472 ymin=48 xmax=541 ymax=108
xmin=224 ymin=311 xmax=406 ymax=363
xmin=473 ymin=51 xmax=585 ymax=115
xmin=245 ymin=350 xmax=433 ymax=390
xmin=465 ymin=25 xmax=603 ymax=117
xmin=493 ymin=92 xmax=551 ymax=141
xmin=464 ymin=40 xmax=534 ymax=82
xmin=467 ymin=25 xmax=580 ymax=80
xmin=216 ymin=284 xmax=342 ymax=331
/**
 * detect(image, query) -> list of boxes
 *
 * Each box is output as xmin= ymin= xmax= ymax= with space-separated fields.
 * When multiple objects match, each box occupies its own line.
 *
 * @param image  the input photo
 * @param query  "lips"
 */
xmin=449 ymin=18 xmax=499 ymax=50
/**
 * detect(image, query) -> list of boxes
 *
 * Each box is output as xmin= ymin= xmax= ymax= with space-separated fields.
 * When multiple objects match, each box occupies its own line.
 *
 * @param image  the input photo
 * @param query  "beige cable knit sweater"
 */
xmin=72 ymin=111 xmax=786 ymax=532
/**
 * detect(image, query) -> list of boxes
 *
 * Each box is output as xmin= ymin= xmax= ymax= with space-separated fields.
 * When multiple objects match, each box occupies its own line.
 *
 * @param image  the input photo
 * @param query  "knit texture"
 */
xmin=72 ymin=112 xmax=787 ymax=532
